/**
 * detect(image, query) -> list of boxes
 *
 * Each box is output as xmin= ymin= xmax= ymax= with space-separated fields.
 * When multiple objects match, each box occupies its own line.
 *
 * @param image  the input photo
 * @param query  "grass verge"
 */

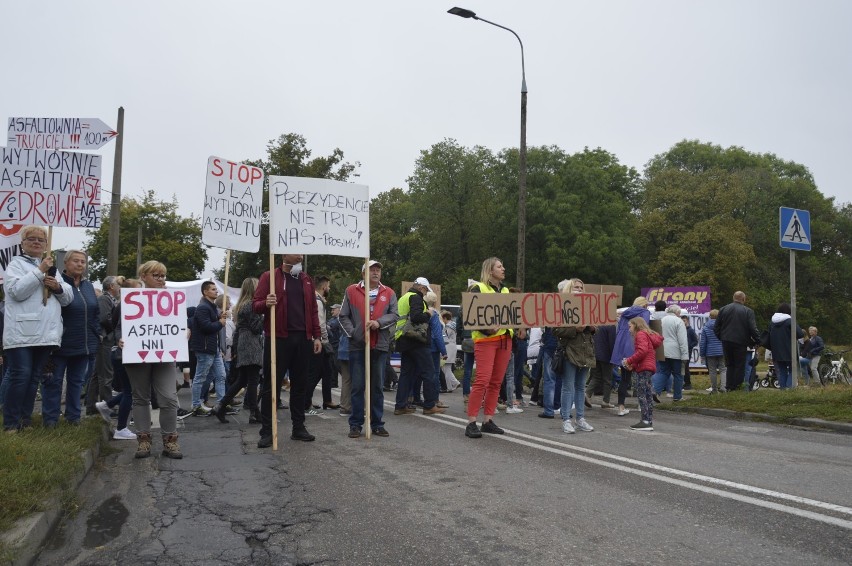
xmin=0 ymin=417 xmax=106 ymax=545
xmin=658 ymin=376 xmax=852 ymax=422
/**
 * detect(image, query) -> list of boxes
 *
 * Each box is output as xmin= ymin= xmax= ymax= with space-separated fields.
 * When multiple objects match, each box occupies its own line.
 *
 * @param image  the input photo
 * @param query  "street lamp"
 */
xmin=448 ymin=6 xmax=528 ymax=289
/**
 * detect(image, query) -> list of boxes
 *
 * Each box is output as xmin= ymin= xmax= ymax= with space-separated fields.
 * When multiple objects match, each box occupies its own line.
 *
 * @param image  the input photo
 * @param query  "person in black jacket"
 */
xmin=189 ymin=281 xmax=229 ymax=415
xmin=767 ymin=303 xmax=804 ymax=389
xmin=714 ymin=291 xmax=760 ymax=392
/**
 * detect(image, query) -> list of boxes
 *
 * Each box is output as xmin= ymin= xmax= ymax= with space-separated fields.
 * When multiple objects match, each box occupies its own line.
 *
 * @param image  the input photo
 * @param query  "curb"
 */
xmin=2 ymin=425 xmax=109 ymax=566
xmin=665 ymin=406 xmax=852 ymax=434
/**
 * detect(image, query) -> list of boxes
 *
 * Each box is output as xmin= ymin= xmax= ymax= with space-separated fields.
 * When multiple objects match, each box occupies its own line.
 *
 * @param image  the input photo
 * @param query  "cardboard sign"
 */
xmin=121 ymin=288 xmax=189 ymax=364
xmin=7 ymin=117 xmax=117 ymax=151
xmin=0 ymin=147 xmax=101 ymax=227
xmin=202 ymin=156 xmax=263 ymax=252
xmin=461 ymin=291 xmax=618 ymax=330
xmin=268 ymin=176 xmax=369 ymax=257
xmin=401 ymin=281 xmax=442 ymax=307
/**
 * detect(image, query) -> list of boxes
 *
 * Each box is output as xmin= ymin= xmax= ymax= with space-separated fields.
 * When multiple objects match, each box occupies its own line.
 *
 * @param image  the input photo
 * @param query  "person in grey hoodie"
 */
xmin=767 ymin=303 xmax=803 ymax=389
xmin=652 ymin=305 xmax=689 ymax=400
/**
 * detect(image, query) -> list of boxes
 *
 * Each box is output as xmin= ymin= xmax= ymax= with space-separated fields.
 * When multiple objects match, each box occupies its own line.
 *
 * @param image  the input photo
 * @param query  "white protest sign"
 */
xmin=0 ymin=147 xmax=101 ymax=227
xmin=7 ymin=117 xmax=118 ymax=151
xmin=0 ymin=223 xmax=23 ymax=284
xmin=268 ymin=176 xmax=369 ymax=257
xmin=202 ymin=156 xmax=264 ymax=252
xmin=121 ymin=288 xmax=189 ymax=364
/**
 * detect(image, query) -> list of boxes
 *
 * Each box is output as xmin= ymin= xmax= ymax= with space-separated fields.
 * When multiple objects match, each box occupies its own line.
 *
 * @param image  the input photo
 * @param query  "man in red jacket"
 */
xmin=252 ymin=254 xmax=323 ymax=448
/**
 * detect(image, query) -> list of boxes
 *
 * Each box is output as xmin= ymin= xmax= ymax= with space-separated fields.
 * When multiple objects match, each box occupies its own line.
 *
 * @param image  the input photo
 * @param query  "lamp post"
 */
xmin=448 ymin=7 xmax=528 ymax=289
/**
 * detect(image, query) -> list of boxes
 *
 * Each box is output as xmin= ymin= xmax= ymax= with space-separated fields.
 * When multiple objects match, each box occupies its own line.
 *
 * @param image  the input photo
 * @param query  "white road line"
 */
xmin=410 ymin=411 xmax=852 ymax=529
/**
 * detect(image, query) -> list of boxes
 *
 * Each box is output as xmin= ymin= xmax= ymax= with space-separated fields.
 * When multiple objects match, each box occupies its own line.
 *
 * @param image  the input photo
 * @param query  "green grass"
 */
xmin=659 ymin=373 xmax=852 ymax=422
xmin=0 ymin=417 xmax=106 ymax=537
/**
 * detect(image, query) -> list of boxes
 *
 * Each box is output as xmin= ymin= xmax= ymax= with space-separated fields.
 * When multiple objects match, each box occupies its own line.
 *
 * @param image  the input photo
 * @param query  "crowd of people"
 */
xmin=0 ymin=231 xmax=825 ymax=457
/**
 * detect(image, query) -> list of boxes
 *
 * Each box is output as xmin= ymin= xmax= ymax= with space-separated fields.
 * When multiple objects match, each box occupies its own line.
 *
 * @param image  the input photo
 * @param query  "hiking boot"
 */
xmin=393 ymin=407 xmax=417 ymax=415
xmin=135 ymin=433 xmax=152 ymax=459
xmin=481 ymin=420 xmax=504 ymax=435
xmin=212 ymin=404 xmax=229 ymax=423
xmin=162 ymin=434 xmax=183 ymax=459
xmin=348 ymin=426 xmax=362 ymax=438
xmin=291 ymin=428 xmax=316 ymax=442
xmin=465 ymin=422 xmax=482 ymax=438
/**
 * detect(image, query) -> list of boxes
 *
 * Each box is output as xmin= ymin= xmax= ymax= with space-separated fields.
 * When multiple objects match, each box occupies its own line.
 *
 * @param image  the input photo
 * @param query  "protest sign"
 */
xmin=401 ymin=281 xmax=442 ymax=307
xmin=121 ymin=288 xmax=189 ymax=364
xmin=0 ymin=223 xmax=23 ymax=283
xmin=268 ymin=176 xmax=369 ymax=257
xmin=0 ymin=147 xmax=101 ymax=227
xmin=202 ymin=156 xmax=264 ymax=252
xmin=641 ymin=286 xmax=711 ymax=314
xmin=7 ymin=117 xmax=117 ymax=151
xmin=461 ymin=291 xmax=619 ymax=330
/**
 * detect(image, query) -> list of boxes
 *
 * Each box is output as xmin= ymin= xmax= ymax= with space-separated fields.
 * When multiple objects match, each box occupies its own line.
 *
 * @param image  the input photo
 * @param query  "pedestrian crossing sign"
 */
xmin=779 ymin=207 xmax=811 ymax=251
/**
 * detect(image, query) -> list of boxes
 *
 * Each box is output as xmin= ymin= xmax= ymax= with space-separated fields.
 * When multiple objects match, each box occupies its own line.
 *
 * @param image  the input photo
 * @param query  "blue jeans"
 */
xmin=776 ymin=361 xmax=793 ymax=389
xmin=44 ymin=353 xmax=95 ymax=425
xmin=2 ymin=346 xmax=51 ymax=430
xmin=652 ymin=360 xmax=672 ymax=393
xmin=540 ymin=351 xmax=562 ymax=417
xmin=462 ymin=351 xmax=474 ymax=395
xmin=653 ymin=358 xmax=683 ymax=399
xmin=396 ymin=346 xmax=437 ymax=409
xmin=349 ymin=349 xmax=387 ymax=430
xmin=560 ymin=362 xmax=589 ymax=421
xmin=513 ymin=346 xmax=527 ymax=400
xmin=107 ymin=352 xmax=134 ymax=430
xmin=192 ymin=352 xmax=226 ymax=407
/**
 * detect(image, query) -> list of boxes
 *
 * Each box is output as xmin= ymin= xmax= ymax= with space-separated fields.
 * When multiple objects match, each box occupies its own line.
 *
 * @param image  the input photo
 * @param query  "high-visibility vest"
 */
xmin=471 ymin=281 xmax=513 ymax=342
xmin=394 ymin=291 xmax=427 ymax=340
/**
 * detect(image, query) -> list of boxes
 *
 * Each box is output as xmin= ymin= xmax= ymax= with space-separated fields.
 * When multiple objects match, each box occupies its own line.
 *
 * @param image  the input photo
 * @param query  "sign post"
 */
xmin=780 ymin=207 xmax=811 ymax=388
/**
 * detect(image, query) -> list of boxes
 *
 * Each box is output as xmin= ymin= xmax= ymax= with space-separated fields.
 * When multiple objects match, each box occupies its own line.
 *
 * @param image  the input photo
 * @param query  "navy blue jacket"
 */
xmin=189 ymin=299 xmax=223 ymax=355
xmin=56 ymin=272 xmax=100 ymax=357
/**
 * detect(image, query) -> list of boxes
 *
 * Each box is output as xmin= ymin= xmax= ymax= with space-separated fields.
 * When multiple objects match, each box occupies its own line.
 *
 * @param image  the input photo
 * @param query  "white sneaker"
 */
xmin=506 ymin=406 xmax=524 ymax=414
xmin=616 ymin=407 xmax=630 ymax=416
xmin=113 ymin=428 xmax=136 ymax=440
xmin=705 ymin=387 xmax=713 ymax=392
xmin=95 ymin=400 xmax=112 ymax=424
xmin=561 ymin=420 xmax=575 ymax=434
xmin=665 ymin=393 xmax=674 ymax=398
xmin=576 ymin=418 xmax=594 ymax=432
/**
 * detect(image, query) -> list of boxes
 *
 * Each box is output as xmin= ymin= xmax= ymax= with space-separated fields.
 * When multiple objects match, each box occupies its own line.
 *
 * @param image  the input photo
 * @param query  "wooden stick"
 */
xmin=269 ymin=253 xmax=278 ymax=450
xmin=364 ymin=255 xmax=372 ymax=439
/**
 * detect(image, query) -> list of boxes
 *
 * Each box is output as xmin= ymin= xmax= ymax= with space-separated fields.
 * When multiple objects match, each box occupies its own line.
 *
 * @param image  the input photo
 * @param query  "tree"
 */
xmin=222 ymin=133 xmax=360 ymax=288
xmin=84 ymin=190 xmax=207 ymax=282
xmin=639 ymin=140 xmax=852 ymax=342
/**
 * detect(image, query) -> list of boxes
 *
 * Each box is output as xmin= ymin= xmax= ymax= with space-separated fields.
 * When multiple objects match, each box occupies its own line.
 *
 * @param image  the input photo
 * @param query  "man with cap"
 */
xmin=393 ymin=277 xmax=445 ymax=415
xmin=339 ymin=260 xmax=398 ymax=438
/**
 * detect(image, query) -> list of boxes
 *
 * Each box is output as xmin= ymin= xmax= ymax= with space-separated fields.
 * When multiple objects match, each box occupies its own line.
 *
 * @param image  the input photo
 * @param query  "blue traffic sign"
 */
xmin=779 ymin=207 xmax=811 ymax=251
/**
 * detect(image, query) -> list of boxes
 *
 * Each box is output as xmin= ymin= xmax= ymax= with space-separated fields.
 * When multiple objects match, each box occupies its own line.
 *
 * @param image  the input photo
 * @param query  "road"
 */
xmin=36 ymin=388 xmax=852 ymax=565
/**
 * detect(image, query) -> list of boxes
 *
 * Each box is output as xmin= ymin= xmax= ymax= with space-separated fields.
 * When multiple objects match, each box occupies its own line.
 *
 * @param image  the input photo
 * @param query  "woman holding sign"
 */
xmin=122 ymin=261 xmax=182 ymax=459
xmin=465 ymin=257 xmax=513 ymax=439
xmin=2 ymin=225 xmax=72 ymax=431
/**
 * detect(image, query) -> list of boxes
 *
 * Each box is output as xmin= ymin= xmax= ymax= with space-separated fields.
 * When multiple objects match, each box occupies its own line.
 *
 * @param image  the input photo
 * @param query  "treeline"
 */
xmin=216 ymin=134 xmax=852 ymax=344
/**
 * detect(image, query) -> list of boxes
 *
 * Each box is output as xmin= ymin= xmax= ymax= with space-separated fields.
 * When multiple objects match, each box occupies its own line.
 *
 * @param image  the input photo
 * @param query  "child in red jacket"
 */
xmin=623 ymin=318 xmax=663 ymax=431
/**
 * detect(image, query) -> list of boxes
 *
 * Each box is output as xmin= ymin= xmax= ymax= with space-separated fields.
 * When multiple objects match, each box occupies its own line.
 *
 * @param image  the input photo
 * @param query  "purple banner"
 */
xmin=641 ymin=286 xmax=712 ymax=314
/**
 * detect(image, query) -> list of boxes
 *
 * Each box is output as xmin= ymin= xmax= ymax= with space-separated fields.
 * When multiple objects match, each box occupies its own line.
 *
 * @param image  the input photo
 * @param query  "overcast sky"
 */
xmin=2 ymin=0 xmax=849 ymax=277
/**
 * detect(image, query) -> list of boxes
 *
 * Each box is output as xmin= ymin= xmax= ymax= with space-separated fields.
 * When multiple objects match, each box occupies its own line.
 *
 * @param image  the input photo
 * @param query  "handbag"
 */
xmin=401 ymin=317 xmax=429 ymax=343
xmin=550 ymin=346 xmax=565 ymax=373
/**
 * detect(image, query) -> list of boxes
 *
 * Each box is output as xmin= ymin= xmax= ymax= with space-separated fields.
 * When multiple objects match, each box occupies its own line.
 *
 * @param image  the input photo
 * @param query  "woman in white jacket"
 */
xmin=2 ymin=226 xmax=72 ymax=431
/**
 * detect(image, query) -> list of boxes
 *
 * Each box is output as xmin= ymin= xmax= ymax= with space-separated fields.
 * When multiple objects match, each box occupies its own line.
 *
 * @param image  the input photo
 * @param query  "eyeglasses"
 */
xmin=24 ymin=237 xmax=47 ymax=243
xmin=151 ymin=273 xmax=167 ymax=279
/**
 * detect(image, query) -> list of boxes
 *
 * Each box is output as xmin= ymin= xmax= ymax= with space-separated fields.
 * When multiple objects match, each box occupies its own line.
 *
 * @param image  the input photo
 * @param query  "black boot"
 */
xmin=212 ymin=404 xmax=229 ymax=423
xmin=249 ymin=410 xmax=259 ymax=424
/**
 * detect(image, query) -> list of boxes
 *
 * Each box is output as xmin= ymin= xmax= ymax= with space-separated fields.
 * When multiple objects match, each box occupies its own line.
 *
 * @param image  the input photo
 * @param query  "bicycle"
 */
xmin=817 ymin=349 xmax=851 ymax=385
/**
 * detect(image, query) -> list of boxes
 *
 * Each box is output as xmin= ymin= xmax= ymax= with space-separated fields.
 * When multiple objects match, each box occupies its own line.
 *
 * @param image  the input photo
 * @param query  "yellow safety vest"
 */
xmin=471 ymin=281 xmax=513 ymax=342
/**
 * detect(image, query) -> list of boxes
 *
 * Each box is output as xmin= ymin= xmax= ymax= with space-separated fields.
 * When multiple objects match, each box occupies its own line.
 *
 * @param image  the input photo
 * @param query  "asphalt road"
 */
xmin=35 ymin=388 xmax=852 ymax=565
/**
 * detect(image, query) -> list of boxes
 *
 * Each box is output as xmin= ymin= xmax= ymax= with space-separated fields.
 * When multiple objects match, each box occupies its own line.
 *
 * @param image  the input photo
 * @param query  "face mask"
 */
xmin=289 ymin=262 xmax=303 ymax=277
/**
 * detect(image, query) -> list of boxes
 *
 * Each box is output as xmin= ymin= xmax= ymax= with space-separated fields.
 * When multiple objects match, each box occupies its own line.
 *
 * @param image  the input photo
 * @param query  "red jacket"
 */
xmin=252 ymin=267 xmax=321 ymax=340
xmin=625 ymin=331 xmax=664 ymax=373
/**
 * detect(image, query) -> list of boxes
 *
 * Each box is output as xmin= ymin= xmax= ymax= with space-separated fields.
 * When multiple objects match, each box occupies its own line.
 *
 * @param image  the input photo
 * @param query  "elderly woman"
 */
xmin=41 ymin=250 xmax=100 ymax=427
xmin=2 ymin=226 xmax=72 ymax=431
xmin=121 ymin=261 xmax=182 ymax=458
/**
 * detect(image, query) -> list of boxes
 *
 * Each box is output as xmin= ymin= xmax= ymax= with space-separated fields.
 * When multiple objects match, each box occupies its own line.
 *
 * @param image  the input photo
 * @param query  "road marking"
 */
xmin=414 ymin=411 xmax=852 ymax=528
